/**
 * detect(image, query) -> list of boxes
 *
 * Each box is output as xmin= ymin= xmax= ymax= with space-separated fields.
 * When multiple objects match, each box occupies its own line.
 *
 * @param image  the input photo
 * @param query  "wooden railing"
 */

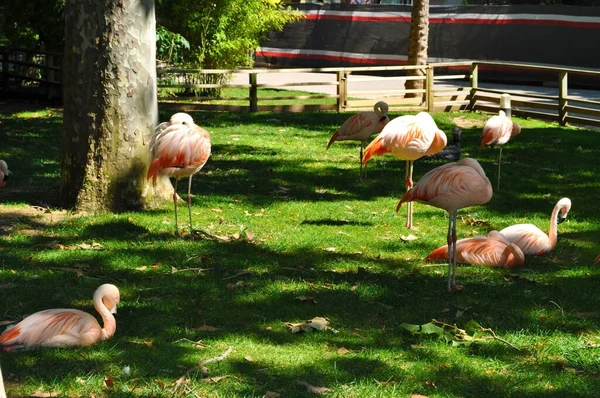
xmin=2 ymin=46 xmax=600 ymax=128
xmin=0 ymin=47 xmax=62 ymax=100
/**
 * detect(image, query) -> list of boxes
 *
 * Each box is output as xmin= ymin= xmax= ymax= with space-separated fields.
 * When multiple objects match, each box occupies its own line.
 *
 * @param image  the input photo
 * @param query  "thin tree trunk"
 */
xmin=61 ymin=0 xmax=171 ymax=212
xmin=406 ymin=0 xmax=429 ymax=101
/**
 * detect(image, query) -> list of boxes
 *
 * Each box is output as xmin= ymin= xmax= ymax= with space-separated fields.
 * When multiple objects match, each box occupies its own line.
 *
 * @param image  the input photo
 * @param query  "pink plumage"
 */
xmin=0 ymin=284 xmax=119 ymax=351
xmin=426 ymin=230 xmax=525 ymax=268
xmin=363 ymin=112 xmax=447 ymax=229
xmin=327 ymin=101 xmax=389 ymax=180
xmin=397 ymin=158 xmax=493 ymax=292
xmin=480 ymin=110 xmax=521 ymax=191
xmin=147 ymin=112 xmax=212 ymax=235
xmin=499 ymin=197 xmax=571 ymax=256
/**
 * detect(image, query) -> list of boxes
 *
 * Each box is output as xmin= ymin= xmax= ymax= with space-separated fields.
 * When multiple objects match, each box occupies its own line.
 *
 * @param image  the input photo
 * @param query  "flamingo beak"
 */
xmin=557 ymin=215 xmax=567 ymax=225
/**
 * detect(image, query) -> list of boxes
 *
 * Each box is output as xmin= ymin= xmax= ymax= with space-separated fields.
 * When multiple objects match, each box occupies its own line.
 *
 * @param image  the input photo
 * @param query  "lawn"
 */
xmin=0 ymin=102 xmax=599 ymax=397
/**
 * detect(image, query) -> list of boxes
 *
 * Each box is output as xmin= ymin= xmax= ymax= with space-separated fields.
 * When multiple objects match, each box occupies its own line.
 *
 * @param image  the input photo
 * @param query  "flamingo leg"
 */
xmin=187 ymin=175 xmax=194 ymax=233
xmin=405 ymin=160 xmax=414 ymax=229
xmin=497 ymin=146 xmax=503 ymax=192
xmin=172 ymin=178 xmax=179 ymax=236
xmin=359 ymin=140 xmax=366 ymax=180
xmin=447 ymin=211 xmax=463 ymax=292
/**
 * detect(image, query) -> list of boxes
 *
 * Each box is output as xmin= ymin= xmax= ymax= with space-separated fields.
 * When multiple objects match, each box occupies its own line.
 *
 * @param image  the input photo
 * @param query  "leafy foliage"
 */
xmin=2 ymin=0 xmax=65 ymax=51
xmin=156 ymin=25 xmax=190 ymax=66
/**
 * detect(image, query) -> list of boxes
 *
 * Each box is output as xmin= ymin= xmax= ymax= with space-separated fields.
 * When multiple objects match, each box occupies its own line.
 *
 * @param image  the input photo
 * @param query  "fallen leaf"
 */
xmin=286 ymin=317 xmax=338 ymax=334
xmin=136 ymin=266 xmax=147 ymax=271
xmin=294 ymin=295 xmax=318 ymax=304
xmin=410 ymin=395 xmax=429 ymax=398
xmin=206 ymin=375 xmax=231 ymax=383
xmin=296 ymin=380 xmax=332 ymax=395
xmin=244 ymin=355 xmax=254 ymax=362
xmin=226 ymin=280 xmax=246 ymax=290
xmin=29 ymin=387 xmax=58 ymax=397
xmin=264 ymin=392 xmax=280 ymax=398
xmin=104 ymin=376 xmax=114 ymax=388
xmin=337 ymin=347 xmax=350 ymax=355
xmin=400 ymin=234 xmax=418 ymax=242
xmin=144 ymin=341 xmax=154 ymax=347
xmin=323 ymin=247 xmax=336 ymax=252
xmin=196 ymin=324 xmax=219 ymax=332
xmin=374 ymin=379 xmax=396 ymax=386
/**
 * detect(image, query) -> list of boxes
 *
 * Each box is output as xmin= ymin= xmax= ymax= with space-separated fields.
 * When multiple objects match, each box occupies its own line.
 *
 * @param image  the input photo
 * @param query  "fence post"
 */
xmin=46 ymin=54 xmax=55 ymax=100
xmin=337 ymin=70 xmax=347 ymax=112
xmin=469 ymin=63 xmax=478 ymax=111
xmin=426 ymin=66 xmax=434 ymax=112
xmin=249 ymin=72 xmax=258 ymax=112
xmin=558 ymin=71 xmax=568 ymax=126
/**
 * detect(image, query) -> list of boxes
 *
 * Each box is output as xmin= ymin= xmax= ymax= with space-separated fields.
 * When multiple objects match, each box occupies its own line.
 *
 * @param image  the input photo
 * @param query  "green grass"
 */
xmin=0 ymin=103 xmax=599 ymax=397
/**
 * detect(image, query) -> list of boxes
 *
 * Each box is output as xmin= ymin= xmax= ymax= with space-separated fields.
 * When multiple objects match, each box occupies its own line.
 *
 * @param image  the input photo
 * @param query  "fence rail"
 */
xmin=2 ymin=46 xmax=600 ymax=128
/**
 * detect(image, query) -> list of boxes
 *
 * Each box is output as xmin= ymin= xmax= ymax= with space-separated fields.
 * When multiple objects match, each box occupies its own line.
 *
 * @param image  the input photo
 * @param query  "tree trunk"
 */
xmin=405 ymin=0 xmax=429 ymax=101
xmin=61 ymin=0 xmax=171 ymax=212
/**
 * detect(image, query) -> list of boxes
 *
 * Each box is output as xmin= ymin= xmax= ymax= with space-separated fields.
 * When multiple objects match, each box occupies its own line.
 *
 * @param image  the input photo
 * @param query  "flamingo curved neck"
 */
xmin=94 ymin=296 xmax=117 ymax=340
xmin=547 ymin=203 xmax=562 ymax=250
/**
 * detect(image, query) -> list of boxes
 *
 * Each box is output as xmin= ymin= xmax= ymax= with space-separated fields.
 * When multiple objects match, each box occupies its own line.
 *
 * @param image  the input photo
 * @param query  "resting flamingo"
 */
xmin=147 ymin=112 xmax=212 ymax=235
xmin=397 ymin=158 xmax=493 ymax=292
xmin=326 ymin=101 xmax=390 ymax=179
xmin=426 ymin=230 xmax=525 ymax=268
xmin=499 ymin=197 xmax=571 ymax=256
xmin=480 ymin=110 xmax=521 ymax=191
xmin=0 ymin=284 xmax=119 ymax=351
xmin=0 ymin=160 xmax=10 ymax=189
xmin=362 ymin=112 xmax=447 ymax=229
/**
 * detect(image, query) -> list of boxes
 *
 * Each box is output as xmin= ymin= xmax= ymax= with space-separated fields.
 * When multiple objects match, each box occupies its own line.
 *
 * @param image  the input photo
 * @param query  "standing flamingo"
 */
xmin=480 ymin=110 xmax=521 ymax=191
xmin=0 ymin=160 xmax=10 ymax=189
xmin=499 ymin=197 xmax=571 ymax=256
xmin=426 ymin=230 xmax=525 ymax=268
xmin=326 ymin=101 xmax=390 ymax=180
xmin=397 ymin=158 xmax=493 ymax=292
xmin=147 ymin=112 xmax=212 ymax=235
xmin=362 ymin=112 xmax=447 ymax=229
xmin=0 ymin=284 xmax=120 ymax=351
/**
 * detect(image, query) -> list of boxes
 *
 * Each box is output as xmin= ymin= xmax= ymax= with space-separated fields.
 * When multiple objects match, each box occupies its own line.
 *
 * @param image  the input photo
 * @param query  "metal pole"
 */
xmin=500 ymin=93 xmax=511 ymax=116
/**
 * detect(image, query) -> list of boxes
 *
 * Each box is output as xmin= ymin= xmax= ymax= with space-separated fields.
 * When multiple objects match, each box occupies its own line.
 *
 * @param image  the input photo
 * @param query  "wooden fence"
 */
xmin=2 ymin=46 xmax=600 ymax=128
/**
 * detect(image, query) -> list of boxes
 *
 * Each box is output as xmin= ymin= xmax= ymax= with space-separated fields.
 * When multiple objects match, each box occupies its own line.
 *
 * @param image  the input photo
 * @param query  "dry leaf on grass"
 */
xmin=104 ymin=376 xmax=114 ymax=388
xmin=285 ymin=317 xmax=338 ymax=334
xmin=337 ymin=347 xmax=351 ymax=355
xmin=264 ymin=392 xmax=280 ymax=398
xmin=294 ymin=295 xmax=318 ymax=304
xmin=295 ymin=380 xmax=332 ymax=395
xmin=195 ymin=324 xmax=219 ymax=332
xmin=400 ymin=234 xmax=418 ymax=242
xmin=244 ymin=355 xmax=254 ymax=362
xmin=205 ymin=375 xmax=232 ymax=383
xmin=29 ymin=387 xmax=58 ymax=397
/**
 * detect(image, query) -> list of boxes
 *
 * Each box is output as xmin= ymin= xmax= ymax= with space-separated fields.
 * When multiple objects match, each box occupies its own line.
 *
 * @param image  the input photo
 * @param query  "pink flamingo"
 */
xmin=480 ymin=110 xmax=521 ymax=191
xmin=0 ymin=284 xmax=119 ymax=351
xmin=426 ymin=230 xmax=525 ymax=268
xmin=0 ymin=160 xmax=10 ymax=189
xmin=362 ymin=112 xmax=447 ymax=229
xmin=397 ymin=158 xmax=493 ymax=292
xmin=147 ymin=112 xmax=212 ymax=235
xmin=499 ymin=197 xmax=571 ymax=256
xmin=326 ymin=101 xmax=390 ymax=179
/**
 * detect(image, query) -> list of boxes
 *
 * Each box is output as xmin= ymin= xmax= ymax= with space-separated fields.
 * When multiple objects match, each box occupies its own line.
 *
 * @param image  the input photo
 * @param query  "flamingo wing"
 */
xmin=327 ymin=112 xmax=380 ymax=149
xmin=499 ymin=224 xmax=551 ymax=256
xmin=0 ymin=309 xmax=103 ymax=349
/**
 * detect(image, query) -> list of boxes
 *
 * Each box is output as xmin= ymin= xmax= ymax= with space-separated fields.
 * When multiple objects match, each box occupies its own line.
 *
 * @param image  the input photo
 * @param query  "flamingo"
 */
xmin=397 ymin=158 xmax=493 ymax=292
xmin=147 ymin=112 xmax=212 ymax=235
xmin=594 ymin=254 xmax=600 ymax=264
xmin=422 ymin=127 xmax=461 ymax=162
xmin=0 ymin=160 xmax=10 ymax=189
xmin=426 ymin=230 xmax=525 ymax=268
xmin=326 ymin=101 xmax=390 ymax=179
xmin=0 ymin=284 xmax=119 ymax=351
xmin=0 ymin=364 xmax=5 ymax=398
xmin=499 ymin=197 xmax=571 ymax=256
xmin=362 ymin=112 xmax=447 ymax=229
xmin=480 ymin=110 xmax=521 ymax=191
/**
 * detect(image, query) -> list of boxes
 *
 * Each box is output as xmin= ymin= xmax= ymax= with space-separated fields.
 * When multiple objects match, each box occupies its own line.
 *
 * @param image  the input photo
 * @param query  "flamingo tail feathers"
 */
xmin=362 ymin=137 xmax=389 ymax=166
xmin=425 ymin=246 xmax=448 ymax=261
xmin=146 ymin=159 xmax=162 ymax=186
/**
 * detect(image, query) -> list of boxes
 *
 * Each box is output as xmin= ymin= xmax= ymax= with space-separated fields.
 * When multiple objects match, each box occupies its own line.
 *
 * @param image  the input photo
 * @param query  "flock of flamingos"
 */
xmin=0 ymin=103 xmax=591 ymax=394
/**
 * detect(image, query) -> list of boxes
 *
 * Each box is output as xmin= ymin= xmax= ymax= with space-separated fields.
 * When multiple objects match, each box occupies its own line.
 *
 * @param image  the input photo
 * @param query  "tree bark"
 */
xmin=405 ymin=0 xmax=429 ymax=101
xmin=61 ymin=0 xmax=171 ymax=212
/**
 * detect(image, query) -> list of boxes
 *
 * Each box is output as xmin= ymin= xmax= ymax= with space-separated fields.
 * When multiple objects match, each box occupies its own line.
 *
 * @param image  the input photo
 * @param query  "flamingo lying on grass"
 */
xmin=326 ymin=101 xmax=390 ymax=180
xmin=397 ymin=158 xmax=493 ymax=292
xmin=499 ymin=197 xmax=571 ymax=256
xmin=426 ymin=230 xmax=525 ymax=268
xmin=147 ymin=112 xmax=212 ymax=235
xmin=362 ymin=112 xmax=447 ymax=229
xmin=0 ymin=284 xmax=119 ymax=351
